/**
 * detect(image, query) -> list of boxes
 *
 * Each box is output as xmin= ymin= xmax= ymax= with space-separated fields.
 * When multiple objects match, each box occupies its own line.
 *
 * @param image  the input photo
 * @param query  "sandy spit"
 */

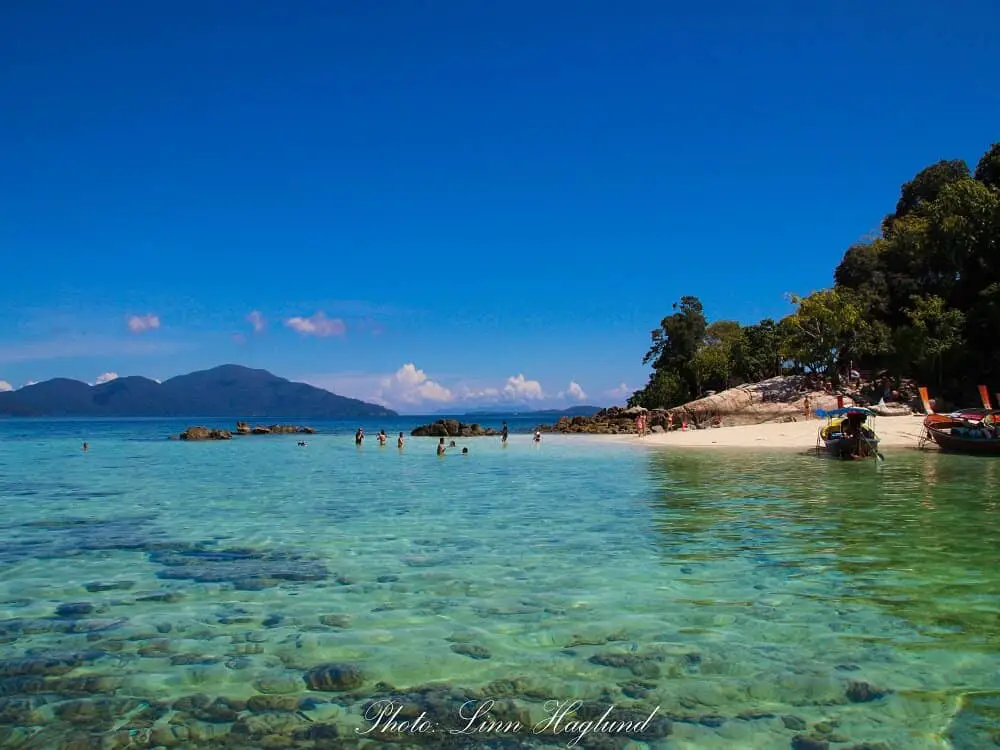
xmin=585 ymin=415 xmax=929 ymax=451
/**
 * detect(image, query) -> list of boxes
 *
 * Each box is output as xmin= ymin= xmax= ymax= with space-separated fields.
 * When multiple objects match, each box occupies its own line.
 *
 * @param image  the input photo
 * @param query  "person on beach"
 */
xmin=803 ymin=395 xmax=811 ymax=417
xmin=377 ymin=430 xmax=387 ymax=446
xmin=355 ymin=428 xmax=364 ymax=445
xmin=437 ymin=438 xmax=447 ymax=456
xmin=397 ymin=432 xmax=405 ymax=448
xmin=501 ymin=421 xmax=509 ymax=444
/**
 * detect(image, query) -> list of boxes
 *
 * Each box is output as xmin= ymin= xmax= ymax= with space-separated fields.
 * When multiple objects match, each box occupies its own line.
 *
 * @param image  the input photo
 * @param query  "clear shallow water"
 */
xmin=0 ymin=419 xmax=998 ymax=749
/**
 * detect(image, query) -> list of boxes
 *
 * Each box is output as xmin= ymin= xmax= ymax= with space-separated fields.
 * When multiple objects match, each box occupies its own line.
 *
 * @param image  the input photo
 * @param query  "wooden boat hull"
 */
xmin=822 ymin=436 xmax=880 ymax=458
xmin=924 ymin=426 xmax=1000 ymax=455
xmin=820 ymin=421 xmax=880 ymax=458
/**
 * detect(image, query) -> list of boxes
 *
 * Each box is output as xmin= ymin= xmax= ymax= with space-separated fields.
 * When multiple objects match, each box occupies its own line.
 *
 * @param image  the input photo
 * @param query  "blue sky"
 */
xmin=1 ymin=1 xmax=997 ymax=413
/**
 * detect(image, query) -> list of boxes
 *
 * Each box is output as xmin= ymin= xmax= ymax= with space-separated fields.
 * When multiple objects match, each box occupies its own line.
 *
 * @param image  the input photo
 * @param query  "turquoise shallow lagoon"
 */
xmin=1 ymin=418 xmax=999 ymax=749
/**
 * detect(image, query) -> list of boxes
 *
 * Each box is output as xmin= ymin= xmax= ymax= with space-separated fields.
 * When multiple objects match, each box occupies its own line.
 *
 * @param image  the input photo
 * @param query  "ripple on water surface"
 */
xmin=0 ymin=421 xmax=999 ymax=748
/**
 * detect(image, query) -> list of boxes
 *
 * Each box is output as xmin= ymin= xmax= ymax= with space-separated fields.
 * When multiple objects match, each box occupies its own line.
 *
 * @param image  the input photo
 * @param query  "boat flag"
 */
xmin=918 ymin=387 xmax=933 ymax=414
xmin=978 ymin=385 xmax=992 ymax=410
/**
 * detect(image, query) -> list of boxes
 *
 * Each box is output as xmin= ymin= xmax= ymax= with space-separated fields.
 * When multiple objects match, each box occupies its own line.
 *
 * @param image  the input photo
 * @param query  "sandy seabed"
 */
xmin=594 ymin=414 xmax=928 ymax=451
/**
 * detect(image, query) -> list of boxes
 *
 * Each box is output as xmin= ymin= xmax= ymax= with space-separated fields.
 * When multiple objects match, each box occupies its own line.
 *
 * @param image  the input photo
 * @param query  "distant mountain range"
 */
xmin=426 ymin=405 xmax=602 ymax=418
xmin=0 ymin=364 xmax=396 ymax=418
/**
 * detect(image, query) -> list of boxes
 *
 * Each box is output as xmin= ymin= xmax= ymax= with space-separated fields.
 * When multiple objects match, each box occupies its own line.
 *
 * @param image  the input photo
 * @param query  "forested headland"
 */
xmin=629 ymin=141 xmax=1000 ymax=410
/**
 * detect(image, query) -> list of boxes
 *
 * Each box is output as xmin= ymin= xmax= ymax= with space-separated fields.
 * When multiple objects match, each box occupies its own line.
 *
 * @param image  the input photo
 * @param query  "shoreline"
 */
xmin=577 ymin=414 xmax=928 ymax=451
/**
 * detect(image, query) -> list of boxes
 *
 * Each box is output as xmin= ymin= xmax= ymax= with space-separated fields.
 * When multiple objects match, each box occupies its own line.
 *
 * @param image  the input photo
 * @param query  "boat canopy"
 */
xmin=815 ymin=406 xmax=877 ymax=419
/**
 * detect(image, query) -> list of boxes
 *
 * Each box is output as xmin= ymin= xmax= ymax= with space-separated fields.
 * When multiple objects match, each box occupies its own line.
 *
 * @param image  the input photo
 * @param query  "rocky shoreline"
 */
xmin=175 ymin=423 xmax=317 ymax=441
xmin=539 ymin=376 xmax=918 ymax=435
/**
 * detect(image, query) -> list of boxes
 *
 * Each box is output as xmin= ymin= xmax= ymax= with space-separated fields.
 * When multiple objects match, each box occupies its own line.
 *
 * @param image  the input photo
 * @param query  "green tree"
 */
xmin=731 ymin=318 xmax=783 ymax=382
xmin=893 ymin=295 xmax=965 ymax=386
xmin=691 ymin=320 xmax=742 ymax=394
xmin=628 ymin=369 xmax=689 ymax=409
xmin=635 ymin=296 xmax=707 ymax=405
xmin=885 ymin=159 xmax=970 ymax=231
xmin=974 ymin=142 xmax=1000 ymax=189
xmin=642 ymin=296 xmax=708 ymax=373
xmin=781 ymin=289 xmax=865 ymax=382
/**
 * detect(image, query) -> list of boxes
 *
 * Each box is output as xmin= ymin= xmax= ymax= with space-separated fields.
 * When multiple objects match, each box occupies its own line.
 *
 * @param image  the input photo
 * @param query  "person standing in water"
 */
xmin=437 ymin=437 xmax=447 ymax=456
xmin=377 ymin=430 xmax=387 ymax=446
xmin=501 ymin=421 xmax=508 ymax=445
xmin=355 ymin=428 xmax=364 ymax=446
xmin=397 ymin=432 xmax=405 ymax=449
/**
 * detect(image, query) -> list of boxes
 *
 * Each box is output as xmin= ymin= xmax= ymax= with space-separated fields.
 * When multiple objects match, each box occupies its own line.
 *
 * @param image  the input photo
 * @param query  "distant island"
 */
xmin=0 ymin=364 xmax=397 ymax=418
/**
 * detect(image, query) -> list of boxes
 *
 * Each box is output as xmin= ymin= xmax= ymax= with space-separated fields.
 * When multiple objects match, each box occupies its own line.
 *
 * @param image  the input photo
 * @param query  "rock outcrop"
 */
xmin=178 ymin=422 xmax=316 ymax=440
xmin=234 ymin=421 xmax=316 ymax=435
xmin=411 ymin=419 xmax=498 ymax=437
xmin=540 ymin=376 xmax=918 ymax=434
xmin=178 ymin=426 xmax=232 ymax=441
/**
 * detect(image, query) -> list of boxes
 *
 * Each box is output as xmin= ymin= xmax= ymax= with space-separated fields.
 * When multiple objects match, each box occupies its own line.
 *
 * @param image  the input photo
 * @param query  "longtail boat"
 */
xmin=816 ymin=407 xmax=882 ymax=460
xmin=920 ymin=411 xmax=1000 ymax=455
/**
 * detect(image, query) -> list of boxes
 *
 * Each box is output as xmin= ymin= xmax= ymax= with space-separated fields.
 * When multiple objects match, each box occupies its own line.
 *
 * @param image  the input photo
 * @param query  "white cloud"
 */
xmin=459 ymin=385 xmax=501 ymax=400
xmin=126 ymin=313 xmax=160 ymax=333
xmin=302 ymin=366 xmax=556 ymax=411
xmin=94 ymin=372 xmax=119 ymax=385
xmin=0 ymin=380 xmax=12 ymax=392
xmin=378 ymin=364 xmax=454 ymax=405
xmin=502 ymin=373 xmax=545 ymax=401
xmin=563 ymin=381 xmax=587 ymax=401
xmin=607 ymin=382 xmax=630 ymax=400
xmin=285 ymin=312 xmax=346 ymax=337
xmin=246 ymin=310 xmax=265 ymax=333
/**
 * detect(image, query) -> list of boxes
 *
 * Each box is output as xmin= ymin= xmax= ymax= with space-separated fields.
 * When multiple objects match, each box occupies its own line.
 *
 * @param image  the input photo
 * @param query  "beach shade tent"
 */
xmin=623 ymin=406 xmax=648 ymax=415
xmin=814 ymin=406 xmax=878 ymax=419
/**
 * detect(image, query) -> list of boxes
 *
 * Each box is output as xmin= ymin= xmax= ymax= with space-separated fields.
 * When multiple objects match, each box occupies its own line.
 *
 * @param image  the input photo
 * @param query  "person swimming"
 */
xmin=297 ymin=441 xmax=307 ymax=447
xmin=397 ymin=432 xmax=405 ymax=448
xmin=449 ymin=440 xmax=457 ymax=448
xmin=437 ymin=438 xmax=446 ymax=456
xmin=461 ymin=447 xmax=468 ymax=455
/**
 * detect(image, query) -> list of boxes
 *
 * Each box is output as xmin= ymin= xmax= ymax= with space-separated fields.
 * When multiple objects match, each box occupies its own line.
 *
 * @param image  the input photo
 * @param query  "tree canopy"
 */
xmin=629 ymin=140 xmax=1000 ymax=410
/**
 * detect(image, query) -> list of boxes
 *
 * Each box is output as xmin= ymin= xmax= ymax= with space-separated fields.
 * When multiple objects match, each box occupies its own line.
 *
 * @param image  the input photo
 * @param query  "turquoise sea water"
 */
xmin=1 ymin=418 xmax=999 ymax=749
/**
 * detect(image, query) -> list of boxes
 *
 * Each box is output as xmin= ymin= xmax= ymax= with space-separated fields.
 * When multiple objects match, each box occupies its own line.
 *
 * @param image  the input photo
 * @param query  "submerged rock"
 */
xmin=55 ymin=602 xmax=94 ymax=618
xmin=845 ymin=680 xmax=890 ymax=703
xmin=303 ymin=663 xmax=366 ymax=692
xmin=318 ymin=614 xmax=350 ymax=628
xmin=84 ymin=580 xmax=134 ymax=593
xmin=791 ymin=736 xmax=829 ymax=750
xmin=149 ymin=545 xmax=328 ymax=588
xmin=450 ymin=643 xmax=491 ymax=660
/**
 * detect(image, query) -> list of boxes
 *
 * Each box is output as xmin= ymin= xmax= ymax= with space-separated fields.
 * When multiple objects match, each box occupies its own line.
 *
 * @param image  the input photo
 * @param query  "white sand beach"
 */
xmin=605 ymin=414 xmax=928 ymax=450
